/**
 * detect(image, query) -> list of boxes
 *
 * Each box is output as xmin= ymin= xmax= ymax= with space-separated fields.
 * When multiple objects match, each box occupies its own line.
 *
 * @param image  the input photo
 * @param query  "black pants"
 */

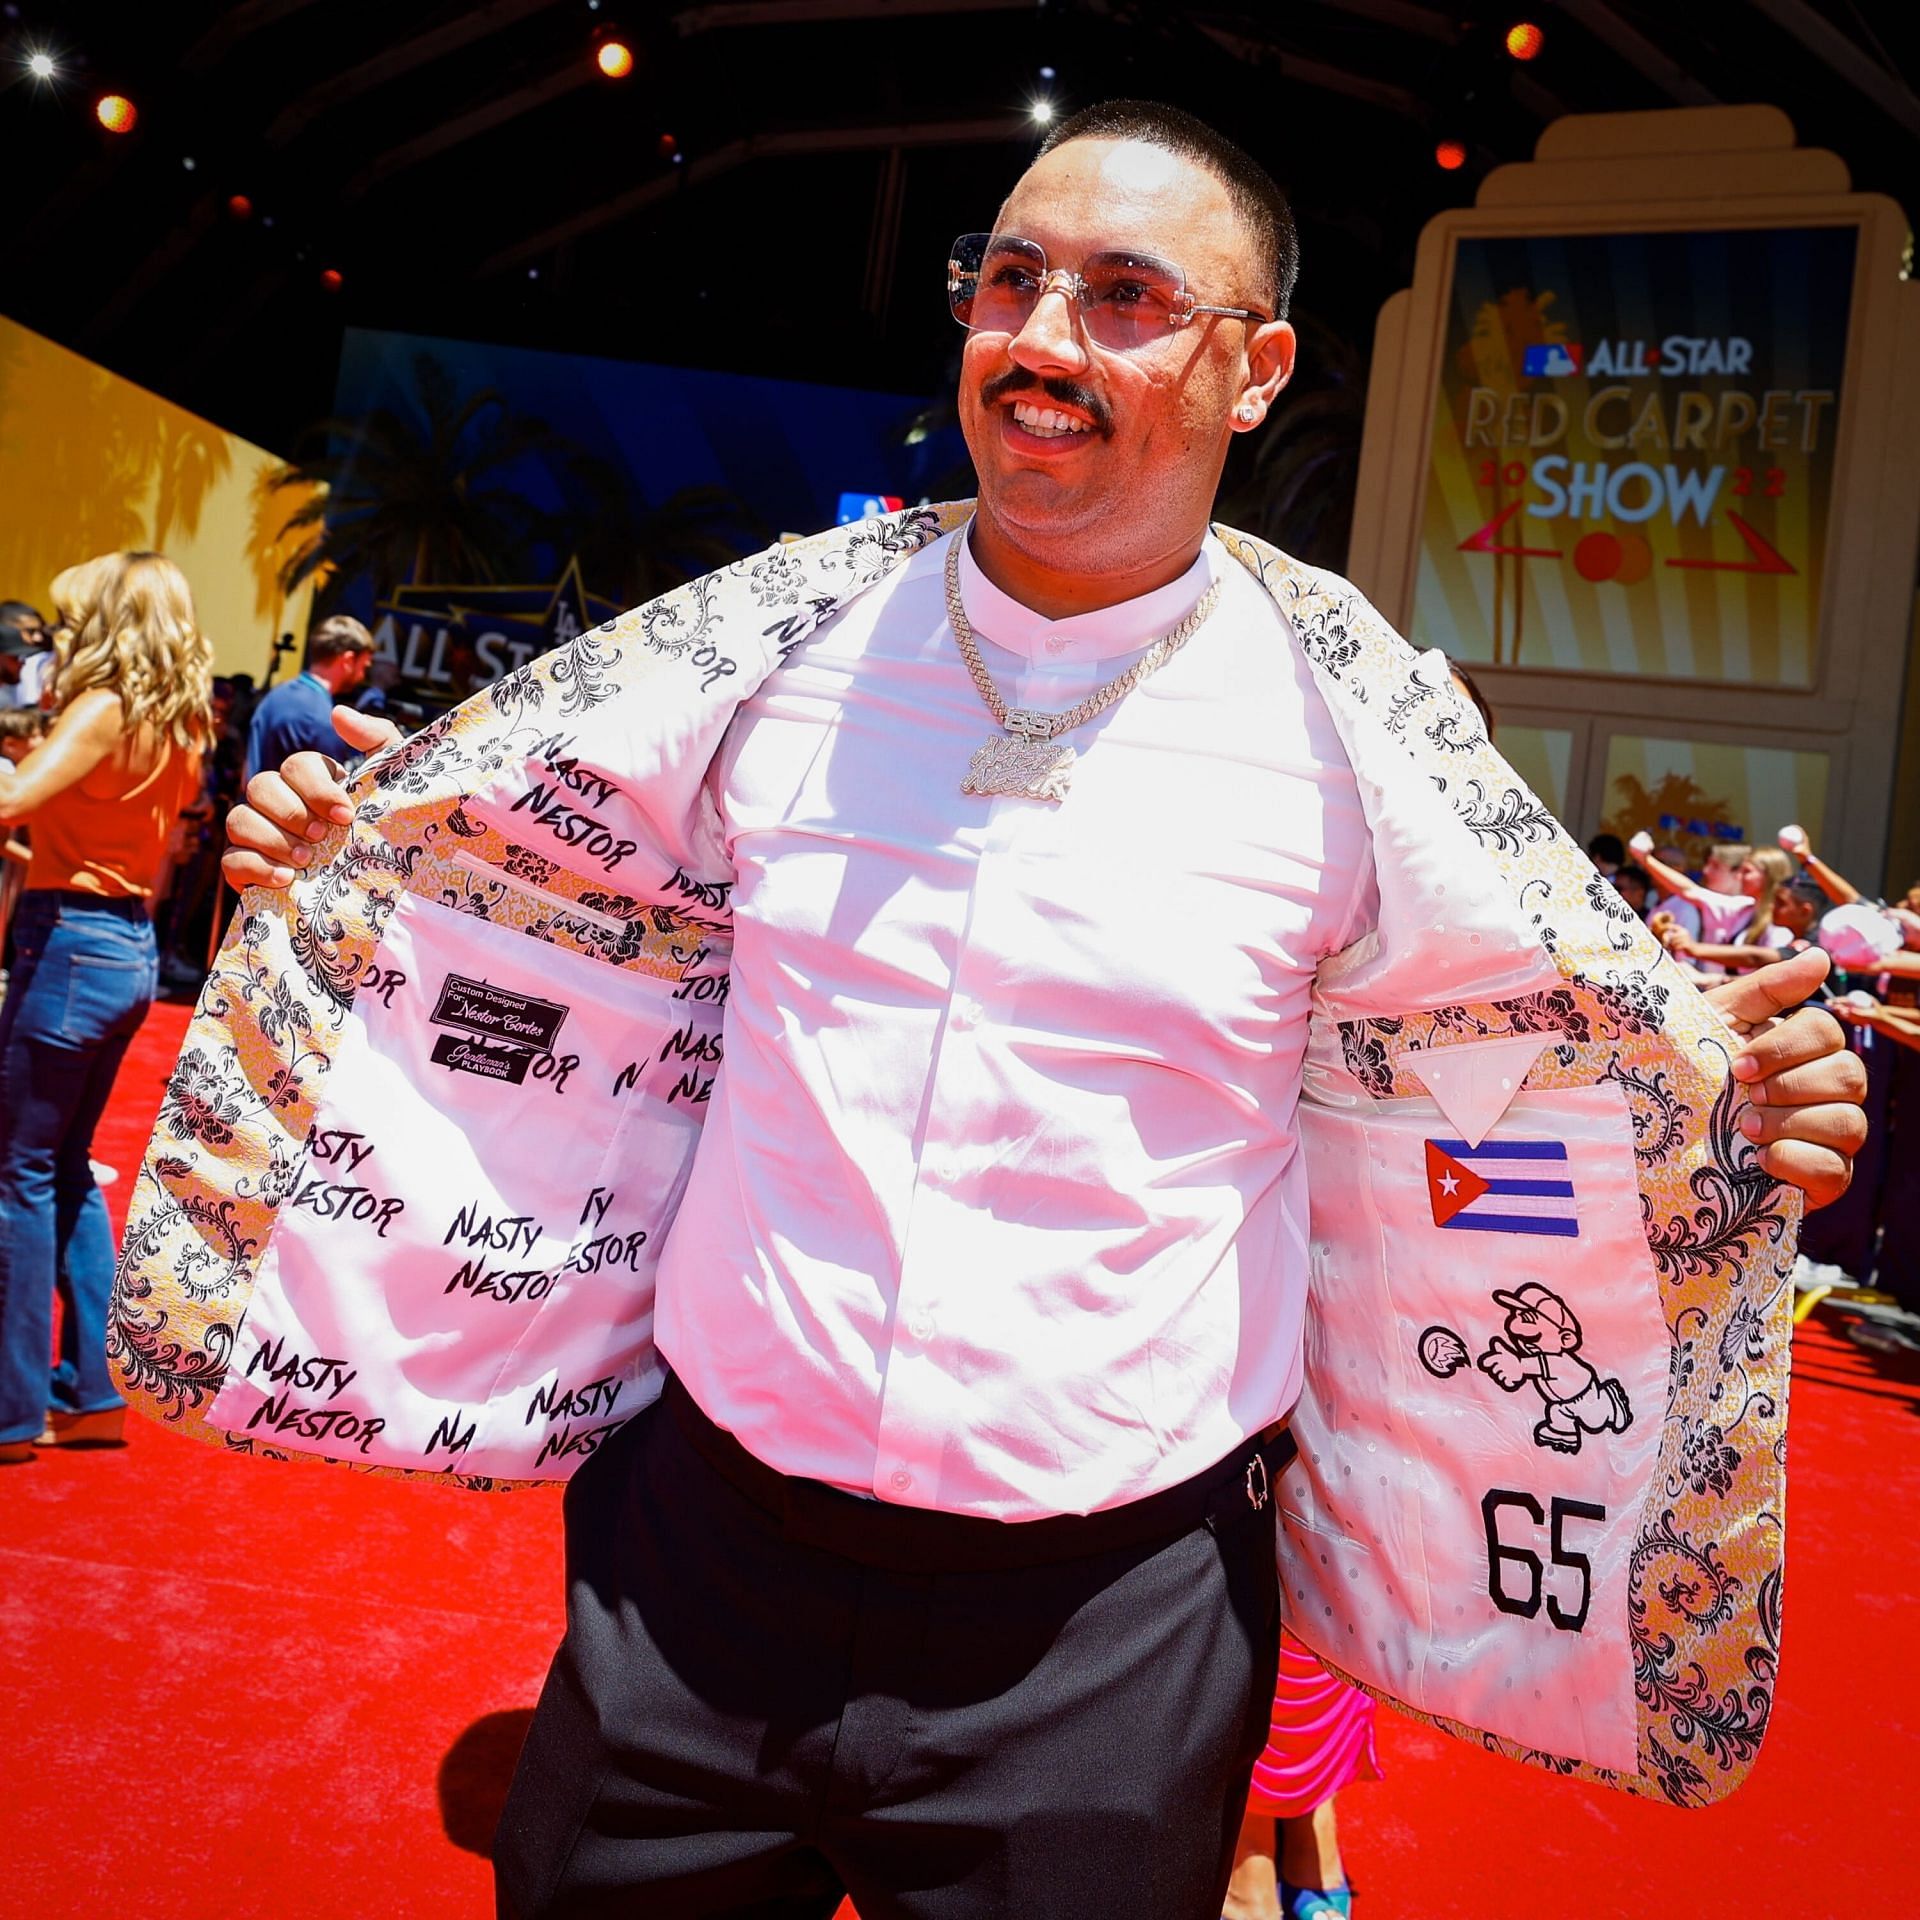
xmin=494 ymin=1388 xmax=1284 ymax=1919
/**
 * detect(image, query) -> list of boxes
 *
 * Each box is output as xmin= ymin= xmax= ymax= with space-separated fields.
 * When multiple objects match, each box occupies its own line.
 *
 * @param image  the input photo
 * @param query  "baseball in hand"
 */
xmin=1779 ymin=824 xmax=1808 ymax=853
xmin=1629 ymin=830 xmax=1655 ymax=858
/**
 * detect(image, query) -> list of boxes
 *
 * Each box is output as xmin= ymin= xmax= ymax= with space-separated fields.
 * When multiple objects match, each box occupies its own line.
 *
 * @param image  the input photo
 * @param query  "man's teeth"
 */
xmin=1011 ymin=401 xmax=1091 ymax=437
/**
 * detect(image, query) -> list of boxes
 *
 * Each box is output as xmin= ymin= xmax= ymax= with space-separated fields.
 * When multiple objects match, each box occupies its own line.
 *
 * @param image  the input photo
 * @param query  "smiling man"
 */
xmin=213 ymin=102 xmax=1868 ymax=1920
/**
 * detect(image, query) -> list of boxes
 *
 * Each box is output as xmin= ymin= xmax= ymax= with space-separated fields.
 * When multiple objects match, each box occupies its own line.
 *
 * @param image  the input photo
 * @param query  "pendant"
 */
xmin=962 ymin=729 xmax=1076 ymax=803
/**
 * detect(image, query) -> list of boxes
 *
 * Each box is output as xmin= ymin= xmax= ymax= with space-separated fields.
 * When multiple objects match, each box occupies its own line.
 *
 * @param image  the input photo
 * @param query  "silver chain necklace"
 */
xmin=945 ymin=536 xmax=1220 ymax=803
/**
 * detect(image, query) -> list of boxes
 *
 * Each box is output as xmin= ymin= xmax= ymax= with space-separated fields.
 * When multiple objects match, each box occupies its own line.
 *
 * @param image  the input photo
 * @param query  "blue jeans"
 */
xmin=0 ymin=892 xmax=156 ymax=1443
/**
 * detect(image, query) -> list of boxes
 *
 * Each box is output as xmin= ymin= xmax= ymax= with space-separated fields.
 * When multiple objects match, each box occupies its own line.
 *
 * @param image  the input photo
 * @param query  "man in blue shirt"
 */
xmin=246 ymin=616 xmax=374 ymax=779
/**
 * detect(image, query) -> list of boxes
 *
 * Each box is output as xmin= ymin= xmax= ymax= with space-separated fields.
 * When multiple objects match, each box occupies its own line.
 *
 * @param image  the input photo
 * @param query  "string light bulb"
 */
xmin=1504 ymin=21 xmax=1545 ymax=60
xmin=1434 ymin=139 xmax=1467 ymax=171
xmin=27 ymin=51 xmax=56 ymax=81
xmin=595 ymin=36 xmax=635 ymax=78
xmin=96 ymin=94 xmax=138 ymax=135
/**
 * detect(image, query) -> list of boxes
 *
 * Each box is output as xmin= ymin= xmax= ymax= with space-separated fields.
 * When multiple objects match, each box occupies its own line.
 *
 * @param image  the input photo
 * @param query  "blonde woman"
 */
xmin=1658 ymin=847 xmax=1802 ymax=975
xmin=0 ymin=552 xmax=210 ymax=1463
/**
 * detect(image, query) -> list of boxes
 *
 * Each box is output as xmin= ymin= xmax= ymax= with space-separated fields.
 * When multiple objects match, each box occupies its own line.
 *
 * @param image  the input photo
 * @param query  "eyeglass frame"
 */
xmin=947 ymin=231 xmax=1274 ymax=347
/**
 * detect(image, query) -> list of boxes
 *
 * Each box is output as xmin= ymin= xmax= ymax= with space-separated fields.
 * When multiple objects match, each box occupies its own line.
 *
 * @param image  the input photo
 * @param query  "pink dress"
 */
xmin=1245 ymin=1628 xmax=1383 ymax=1819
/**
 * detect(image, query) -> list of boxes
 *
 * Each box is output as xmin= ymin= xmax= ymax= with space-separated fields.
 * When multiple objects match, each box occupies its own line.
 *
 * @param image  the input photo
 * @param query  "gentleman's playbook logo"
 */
xmin=428 ymin=973 xmax=578 ymax=1090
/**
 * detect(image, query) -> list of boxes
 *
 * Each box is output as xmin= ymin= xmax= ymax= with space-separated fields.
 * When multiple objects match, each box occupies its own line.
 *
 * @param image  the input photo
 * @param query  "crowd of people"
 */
xmin=0 ymin=576 xmax=390 ymax=1466
xmin=0 ymin=598 xmax=382 ymax=995
xmin=1581 ymin=823 xmax=1920 ymax=1314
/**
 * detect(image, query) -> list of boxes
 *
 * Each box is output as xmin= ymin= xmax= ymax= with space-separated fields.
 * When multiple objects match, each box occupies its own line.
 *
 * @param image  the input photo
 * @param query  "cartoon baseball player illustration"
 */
xmin=1477 ymin=1283 xmax=1633 ymax=1455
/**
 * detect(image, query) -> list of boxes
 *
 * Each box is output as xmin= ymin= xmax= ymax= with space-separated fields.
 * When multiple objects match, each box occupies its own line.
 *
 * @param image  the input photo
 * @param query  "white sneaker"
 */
xmin=89 ymin=1159 xmax=119 ymax=1187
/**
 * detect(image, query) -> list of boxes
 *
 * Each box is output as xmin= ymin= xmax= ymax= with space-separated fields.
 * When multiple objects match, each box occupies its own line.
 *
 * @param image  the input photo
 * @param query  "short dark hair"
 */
xmin=1444 ymin=657 xmax=1495 ymax=738
xmin=307 ymin=614 xmax=374 ymax=663
xmin=1587 ymin=832 xmax=1627 ymax=867
xmin=0 ymin=599 xmax=45 ymax=628
xmin=1034 ymin=100 xmax=1299 ymax=320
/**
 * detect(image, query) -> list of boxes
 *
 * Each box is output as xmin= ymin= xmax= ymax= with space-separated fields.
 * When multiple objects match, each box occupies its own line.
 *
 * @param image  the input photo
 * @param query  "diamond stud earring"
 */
xmin=1235 ymin=403 xmax=1258 ymax=424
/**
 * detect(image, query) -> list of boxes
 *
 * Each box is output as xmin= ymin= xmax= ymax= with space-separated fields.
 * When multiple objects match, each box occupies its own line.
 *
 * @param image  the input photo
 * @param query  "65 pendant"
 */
xmin=962 ymin=729 xmax=1077 ymax=803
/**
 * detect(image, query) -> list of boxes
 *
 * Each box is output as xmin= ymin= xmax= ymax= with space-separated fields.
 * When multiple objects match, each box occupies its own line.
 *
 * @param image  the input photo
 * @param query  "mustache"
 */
xmin=979 ymin=367 xmax=1114 ymax=438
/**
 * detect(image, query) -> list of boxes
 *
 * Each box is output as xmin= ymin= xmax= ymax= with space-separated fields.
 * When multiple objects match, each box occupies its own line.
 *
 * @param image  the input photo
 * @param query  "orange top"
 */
xmin=26 ymin=733 xmax=203 ymax=900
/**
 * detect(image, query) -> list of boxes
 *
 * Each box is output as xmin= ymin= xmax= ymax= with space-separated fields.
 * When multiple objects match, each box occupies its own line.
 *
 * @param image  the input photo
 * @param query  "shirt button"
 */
xmin=908 ymin=1311 xmax=935 ymax=1342
xmin=890 ymin=1468 xmax=913 ymax=1492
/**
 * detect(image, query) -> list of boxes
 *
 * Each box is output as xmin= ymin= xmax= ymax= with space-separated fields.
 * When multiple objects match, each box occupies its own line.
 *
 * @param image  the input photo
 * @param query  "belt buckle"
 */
xmin=1245 ymin=1453 xmax=1269 ymax=1512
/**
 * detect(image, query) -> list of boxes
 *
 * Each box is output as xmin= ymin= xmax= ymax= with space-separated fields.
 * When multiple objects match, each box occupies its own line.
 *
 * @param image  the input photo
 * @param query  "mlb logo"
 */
xmin=1521 ymin=343 xmax=1583 ymax=377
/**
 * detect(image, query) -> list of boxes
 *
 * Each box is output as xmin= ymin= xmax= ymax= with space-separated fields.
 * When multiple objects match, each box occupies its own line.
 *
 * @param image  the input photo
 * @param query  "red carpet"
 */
xmin=3 ymin=999 xmax=1915 ymax=1918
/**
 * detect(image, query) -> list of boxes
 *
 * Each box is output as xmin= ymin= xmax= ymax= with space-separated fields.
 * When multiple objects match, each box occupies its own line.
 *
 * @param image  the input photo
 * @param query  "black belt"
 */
xmin=661 ymin=1374 xmax=1296 ymax=1574
xmin=19 ymin=888 xmax=151 ymax=921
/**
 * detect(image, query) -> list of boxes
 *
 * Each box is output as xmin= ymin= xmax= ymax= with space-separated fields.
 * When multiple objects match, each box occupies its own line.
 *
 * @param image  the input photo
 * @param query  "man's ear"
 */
xmin=1234 ymin=319 xmax=1296 ymax=430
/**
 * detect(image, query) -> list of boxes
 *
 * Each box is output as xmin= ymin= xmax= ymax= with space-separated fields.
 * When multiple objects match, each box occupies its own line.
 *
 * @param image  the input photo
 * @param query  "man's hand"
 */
xmin=1701 ymin=948 xmax=1867 ymax=1209
xmin=222 ymin=706 xmax=400 ymax=890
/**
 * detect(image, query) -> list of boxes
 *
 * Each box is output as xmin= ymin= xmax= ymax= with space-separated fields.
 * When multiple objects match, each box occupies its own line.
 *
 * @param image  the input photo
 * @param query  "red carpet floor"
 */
xmin=3 ymin=999 xmax=1915 ymax=1919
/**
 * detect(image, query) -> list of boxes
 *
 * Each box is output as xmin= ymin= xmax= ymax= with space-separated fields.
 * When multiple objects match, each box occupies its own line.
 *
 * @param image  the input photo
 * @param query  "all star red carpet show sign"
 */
xmin=1412 ymin=226 xmax=1856 ymax=687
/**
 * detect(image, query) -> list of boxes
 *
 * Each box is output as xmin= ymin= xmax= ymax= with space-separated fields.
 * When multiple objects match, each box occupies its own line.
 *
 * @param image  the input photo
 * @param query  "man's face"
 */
xmin=341 ymin=649 xmax=372 ymax=692
xmin=1776 ymin=892 xmax=1816 ymax=936
xmin=957 ymin=138 xmax=1293 ymax=578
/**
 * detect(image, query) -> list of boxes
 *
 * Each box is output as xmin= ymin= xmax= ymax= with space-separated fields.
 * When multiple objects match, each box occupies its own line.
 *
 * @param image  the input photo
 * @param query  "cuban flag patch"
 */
xmin=1425 ymin=1137 xmax=1579 ymax=1238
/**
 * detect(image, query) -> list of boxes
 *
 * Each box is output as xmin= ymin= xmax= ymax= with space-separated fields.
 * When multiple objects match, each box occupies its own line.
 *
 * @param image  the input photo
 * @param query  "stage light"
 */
xmin=1031 ymin=98 xmax=1055 ymax=125
xmin=1504 ymin=21 xmax=1544 ymax=60
xmin=596 ymin=37 xmax=634 ymax=78
xmin=1434 ymin=139 xmax=1467 ymax=171
xmin=27 ymin=51 xmax=56 ymax=81
xmin=320 ymin=268 xmax=344 ymax=292
xmin=658 ymin=131 xmax=677 ymax=157
xmin=1039 ymin=65 xmax=1056 ymax=80
xmin=96 ymin=94 xmax=137 ymax=135
xmin=182 ymin=155 xmax=196 ymax=170
xmin=228 ymin=193 xmax=253 ymax=219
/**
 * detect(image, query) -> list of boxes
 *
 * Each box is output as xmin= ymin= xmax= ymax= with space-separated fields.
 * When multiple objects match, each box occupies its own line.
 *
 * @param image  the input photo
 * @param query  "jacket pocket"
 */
xmin=60 ymin=949 xmax=151 ymax=1046
xmin=206 ymin=881 xmax=720 ymax=1481
xmin=1283 ymin=1086 xmax=1667 ymax=1775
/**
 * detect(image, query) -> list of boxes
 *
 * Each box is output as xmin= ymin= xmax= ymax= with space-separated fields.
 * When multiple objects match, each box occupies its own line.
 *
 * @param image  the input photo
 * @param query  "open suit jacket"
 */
xmin=112 ymin=504 xmax=1796 ymax=1808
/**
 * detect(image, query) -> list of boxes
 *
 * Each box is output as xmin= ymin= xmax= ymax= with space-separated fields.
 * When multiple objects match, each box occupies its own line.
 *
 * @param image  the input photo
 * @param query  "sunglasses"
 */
xmin=948 ymin=232 xmax=1271 ymax=352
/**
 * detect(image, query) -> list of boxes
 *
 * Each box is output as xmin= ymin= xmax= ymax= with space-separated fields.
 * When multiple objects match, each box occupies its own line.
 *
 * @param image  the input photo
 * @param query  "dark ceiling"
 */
xmin=5 ymin=0 xmax=1919 ymax=457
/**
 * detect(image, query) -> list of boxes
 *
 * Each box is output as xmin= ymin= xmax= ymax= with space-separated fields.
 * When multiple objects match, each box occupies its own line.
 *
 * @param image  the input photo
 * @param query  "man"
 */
xmin=1585 ymin=831 xmax=1625 ymax=877
xmin=0 ymin=602 xmax=52 ymax=711
xmin=243 ymin=614 xmax=373 ymax=778
xmin=219 ymin=104 xmax=1864 ymax=1918
xmin=1652 ymin=842 xmax=1704 ymax=941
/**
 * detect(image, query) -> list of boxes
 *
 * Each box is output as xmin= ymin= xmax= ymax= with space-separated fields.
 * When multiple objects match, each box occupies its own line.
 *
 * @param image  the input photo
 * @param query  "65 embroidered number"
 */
xmin=1481 ymin=1489 xmax=1608 ymax=1633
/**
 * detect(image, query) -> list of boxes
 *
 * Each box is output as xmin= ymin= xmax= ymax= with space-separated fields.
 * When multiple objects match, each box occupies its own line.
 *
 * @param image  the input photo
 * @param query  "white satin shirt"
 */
xmin=654 ymin=528 xmax=1376 ymax=1519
